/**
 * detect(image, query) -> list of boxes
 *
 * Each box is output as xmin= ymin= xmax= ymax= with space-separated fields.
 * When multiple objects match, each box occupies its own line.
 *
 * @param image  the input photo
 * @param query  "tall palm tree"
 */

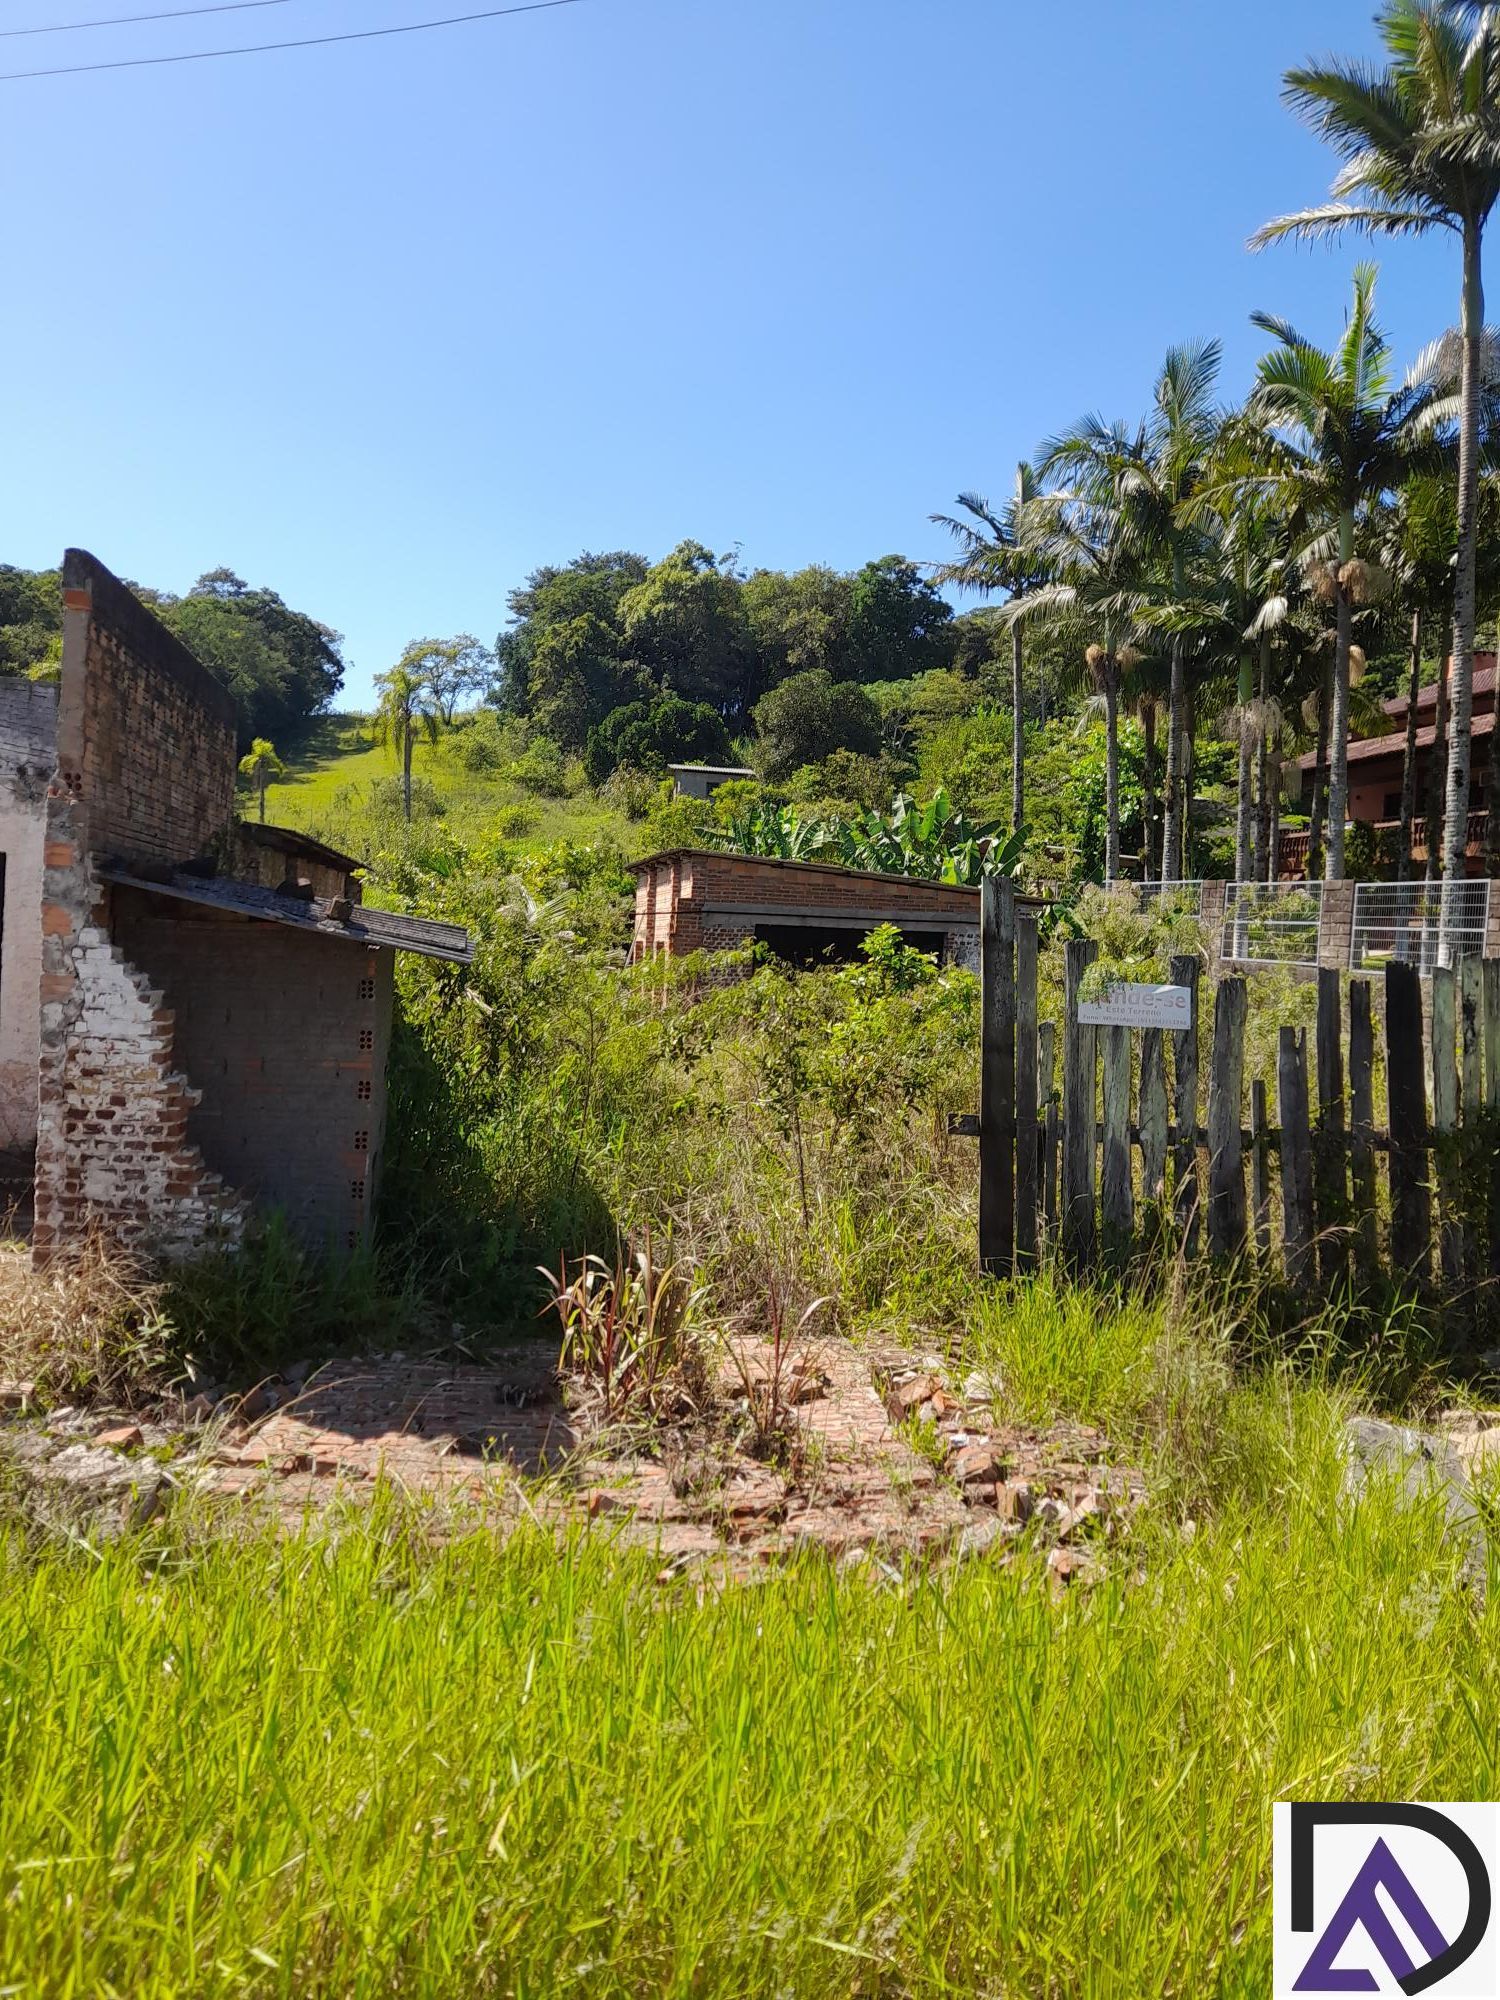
xmin=931 ymin=466 xmax=1049 ymax=835
xmin=1217 ymin=266 xmax=1433 ymax=877
xmin=1252 ymin=0 xmax=1500 ymax=896
xmin=1040 ymin=343 xmax=1224 ymax=883
xmin=373 ymin=662 xmax=441 ymax=822
xmin=1005 ymin=485 xmax=1150 ymax=884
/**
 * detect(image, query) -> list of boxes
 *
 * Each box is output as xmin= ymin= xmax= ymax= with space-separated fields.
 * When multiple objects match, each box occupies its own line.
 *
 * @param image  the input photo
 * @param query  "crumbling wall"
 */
xmin=0 ymin=681 xmax=58 ymax=1154
xmin=34 ymin=553 xmax=246 ymax=1264
xmin=33 ymin=814 xmax=247 ymax=1263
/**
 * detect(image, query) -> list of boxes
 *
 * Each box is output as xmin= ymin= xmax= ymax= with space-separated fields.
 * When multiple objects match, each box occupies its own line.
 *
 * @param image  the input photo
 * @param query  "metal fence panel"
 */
xmin=1136 ymin=879 xmax=1205 ymax=918
xmin=1220 ymin=881 xmax=1323 ymax=966
xmin=1350 ymin=879 xmax=1492 ymax=975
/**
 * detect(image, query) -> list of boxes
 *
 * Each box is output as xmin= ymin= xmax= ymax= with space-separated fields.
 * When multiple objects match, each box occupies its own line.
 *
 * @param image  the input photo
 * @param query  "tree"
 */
xmin=753 ymin=669 xmax=883 ymax=781
xmin=373 ymin=662 xmax=440 ymax=822
xmin=161 ymin=571 xmax=345 ymax=746
xmin=741 ymin=565 xmax=854 ymax=685
xmin=397 ymin=634 xmax=495 ymax=724
xmin=1253 ymin=0 xmax=1500 ymax=902
xmin=845 ymin=555 xmax=956 ymax=683
xmin=618 ymin=542 xmax=755 ymax=721
xmin=583 ymin=695 xmax=734 ymax=785
xmin=1228 ymin=267 xmax=1434 ymax=877
xmin=237 ymin=737 xmax=285 ymax=823
xmin=1007 ymin=483 xmax=1152 ymax=884
xmin=493 ymin=551 xmax=648 ymax=718
xmin=931 ymin=467 xmax=1050 ymax=836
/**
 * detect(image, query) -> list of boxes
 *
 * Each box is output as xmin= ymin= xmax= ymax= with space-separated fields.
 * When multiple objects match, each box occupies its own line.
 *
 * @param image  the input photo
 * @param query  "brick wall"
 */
xmin=0 ymin=682 xmax=57 ymax=1154
xmin=110 ymin=892 xmax=393 ymax=1253
xmin=56 ymin=549 xmax=236 ymax=870
xmin=630 ymin=850 xmax=983 ymax=959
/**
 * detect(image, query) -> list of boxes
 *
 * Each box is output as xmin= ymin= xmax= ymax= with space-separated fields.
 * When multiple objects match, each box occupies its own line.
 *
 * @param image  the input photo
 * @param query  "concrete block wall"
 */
xmin=111 ymin=892 xmax=394 ymax=1254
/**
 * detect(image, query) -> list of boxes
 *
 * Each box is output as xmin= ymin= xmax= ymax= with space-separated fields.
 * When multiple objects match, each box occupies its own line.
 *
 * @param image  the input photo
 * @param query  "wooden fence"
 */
xmin=973 ymin=879 xmax=1500 ymax=1293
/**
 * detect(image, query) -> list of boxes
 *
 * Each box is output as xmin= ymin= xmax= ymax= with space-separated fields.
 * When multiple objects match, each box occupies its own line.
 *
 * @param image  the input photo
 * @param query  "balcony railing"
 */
xmin=1278 ymin=811 xmax=1490 ymax=879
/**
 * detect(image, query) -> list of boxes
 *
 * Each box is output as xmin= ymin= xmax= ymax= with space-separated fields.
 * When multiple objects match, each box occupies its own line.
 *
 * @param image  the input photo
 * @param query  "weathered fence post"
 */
xmin=1431 ymin=962 xmax=1462 ymax=1289
xmin=1015 ymin=913 xmax=1039 ymax=1270
xmin=1487 ymin=958 xmax=1500 ymax=1281
xmin=1207 ymin=975 xmax=1247 ymax=1260
xmin=978 ymin=876 xmax=1016 ymax=1275
xmin=1063 ymin=936 xmax=1099 ymax=1268
xmin=1039 ymin=1020 xmax=1059 ymax=1244
xmin=1278 ymin=1026 xmax=1314 ymax=1290
xmin=1100 ymin=1024 xmax=1133 ymax=1260
xmin=1250 ymin=1078 xmax=1271 ymax=1258
xmin=1314 ymin=968 xmax=1347 ymax=1288
xmin=1347 ymin=978 xmax=1378 ymax=1280
xmin=1386 ymin=958 xmax=1431 ymax=1289
xmin=1139 ymin=1026 xmax=1168 ymax=1213
xmin=1169 ymin=953 xmax=1201 ymax=1255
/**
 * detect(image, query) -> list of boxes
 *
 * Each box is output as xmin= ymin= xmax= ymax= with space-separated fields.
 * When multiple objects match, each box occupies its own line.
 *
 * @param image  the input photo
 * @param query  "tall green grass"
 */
xmin=0 ymin=1400 xmax=1492 ymax=1999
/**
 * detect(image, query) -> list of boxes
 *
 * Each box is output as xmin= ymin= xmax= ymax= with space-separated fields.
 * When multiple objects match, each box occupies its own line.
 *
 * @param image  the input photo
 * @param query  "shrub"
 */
xmin=752 ymin=669 xmax=883 ymax=780
xmin=505 ymin=739 xmax=569 ymax=797
xmin=584 ymin=695 xmax=734 ymax=785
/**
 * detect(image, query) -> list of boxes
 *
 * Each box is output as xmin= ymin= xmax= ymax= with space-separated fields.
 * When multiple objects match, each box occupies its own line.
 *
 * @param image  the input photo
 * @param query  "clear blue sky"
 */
xmin=0 ymin=0 xmax=1461 ymax=707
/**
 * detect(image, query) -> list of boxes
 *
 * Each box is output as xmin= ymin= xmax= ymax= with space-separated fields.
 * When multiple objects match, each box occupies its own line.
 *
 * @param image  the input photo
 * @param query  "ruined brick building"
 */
xmin=0 ymin=550 xmax=470 ymax=1265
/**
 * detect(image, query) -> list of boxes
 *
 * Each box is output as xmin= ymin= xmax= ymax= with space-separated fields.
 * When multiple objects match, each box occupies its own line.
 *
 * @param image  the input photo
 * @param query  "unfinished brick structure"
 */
xmin=630 ymin=849 xmax=983 ymax=967
xmin=14 ymin=549 xmax=471 ymax=1265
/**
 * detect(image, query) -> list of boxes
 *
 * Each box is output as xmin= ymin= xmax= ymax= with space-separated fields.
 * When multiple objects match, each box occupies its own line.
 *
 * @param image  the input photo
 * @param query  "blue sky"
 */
xmin=0 ymin=0 xmax=1461 ymax=706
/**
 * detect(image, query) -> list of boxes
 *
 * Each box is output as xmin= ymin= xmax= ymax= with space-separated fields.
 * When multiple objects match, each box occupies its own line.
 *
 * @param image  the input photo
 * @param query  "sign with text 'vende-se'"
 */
xmin=1075 ymin=982 xmax=1193 ymax=1030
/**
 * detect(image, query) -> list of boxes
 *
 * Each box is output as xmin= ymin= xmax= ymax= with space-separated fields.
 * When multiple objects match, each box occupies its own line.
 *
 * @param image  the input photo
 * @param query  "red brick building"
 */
xmin=1288 ymin=656 xmax=1497 ymax=876
xmin=630 ymin=848 xmax=984 ymax=967
xmin=6 ymin=549 xmax=471 ymax=1265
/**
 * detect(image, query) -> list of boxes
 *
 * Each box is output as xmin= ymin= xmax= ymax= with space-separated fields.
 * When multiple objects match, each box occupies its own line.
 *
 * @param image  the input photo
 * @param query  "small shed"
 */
xmin=667 ymin=763 xmax=756 ymax=800
xmin=629 ymin=848 xmax=984 ymax=968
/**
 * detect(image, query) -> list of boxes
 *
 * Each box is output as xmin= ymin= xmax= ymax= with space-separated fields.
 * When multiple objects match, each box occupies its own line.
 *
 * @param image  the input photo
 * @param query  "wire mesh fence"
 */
xmin=1219 ymin=881 xmax=1323 ymax=966
xmin=1134 ymin=879 xmax=1205 ymax=918
xmin=1350 ymin=879 xmax=1492 ymax=974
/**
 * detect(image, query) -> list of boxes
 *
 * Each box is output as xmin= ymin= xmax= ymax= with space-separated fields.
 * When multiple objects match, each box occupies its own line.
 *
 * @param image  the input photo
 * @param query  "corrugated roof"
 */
xmin=101 ymin=867 xmax=474 ymax=963
xmin=1380 ymin=657 xmax=1497 ymax=720
xmin=240 ymin=822 xmax=366 ymax=874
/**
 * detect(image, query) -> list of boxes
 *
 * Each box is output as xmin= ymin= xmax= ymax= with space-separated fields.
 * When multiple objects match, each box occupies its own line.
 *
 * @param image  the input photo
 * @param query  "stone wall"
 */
xmin=110 ymin=892 xmax=393 ymax=1253
xmin=0 ymin=682 xmax=57 ymax=1154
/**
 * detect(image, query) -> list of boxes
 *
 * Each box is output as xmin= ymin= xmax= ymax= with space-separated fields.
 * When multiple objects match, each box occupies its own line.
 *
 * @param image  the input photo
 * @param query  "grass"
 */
xmin=0 ymin=1270 xmax=1495 ymax=1997
xmin=258 ymin=713 xmax=633 ymax=859
xmin=0 ymin=1388 xmax=1492 ymax=1999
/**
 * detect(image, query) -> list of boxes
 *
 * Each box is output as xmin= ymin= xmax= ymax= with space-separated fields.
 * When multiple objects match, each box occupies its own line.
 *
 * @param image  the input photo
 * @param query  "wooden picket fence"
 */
xmin=973 ymin=879 xmax=1500 ymax=1293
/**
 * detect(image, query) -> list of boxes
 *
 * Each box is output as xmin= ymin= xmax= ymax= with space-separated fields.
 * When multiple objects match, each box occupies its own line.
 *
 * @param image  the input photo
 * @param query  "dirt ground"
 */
xmin=0 ymin=1335 xmax=1138 ymax=1576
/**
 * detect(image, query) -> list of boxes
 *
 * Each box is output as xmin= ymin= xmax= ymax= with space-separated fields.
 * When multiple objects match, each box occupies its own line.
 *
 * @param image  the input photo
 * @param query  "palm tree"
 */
xmin=1005 ymin=485 xmax=1150 ymax=884
xmin=1253 ymin=0 xmax=1500 ymax=897
xmin=931 ymin=466 xmax=1049 ymax=835
xmin=1218 ymin=266 xmax=1433 ymax=877
xmin=237 ymin=737 xmax=284 ymax=823
xmin=1040 ymin=343 xmax=1224 ymax=883
xmin=373 ymin=662 xmax=440 ymax=822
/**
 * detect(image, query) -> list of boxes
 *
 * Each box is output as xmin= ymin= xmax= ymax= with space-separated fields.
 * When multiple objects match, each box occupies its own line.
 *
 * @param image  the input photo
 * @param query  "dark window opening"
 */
xmin=752 ymin=922 xmax=947 ymax=969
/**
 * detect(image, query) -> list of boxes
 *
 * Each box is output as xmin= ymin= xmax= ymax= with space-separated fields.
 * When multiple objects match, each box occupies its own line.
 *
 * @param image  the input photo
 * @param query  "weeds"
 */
xmin=544 ymin=1237 xmax=711 ymax=1424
